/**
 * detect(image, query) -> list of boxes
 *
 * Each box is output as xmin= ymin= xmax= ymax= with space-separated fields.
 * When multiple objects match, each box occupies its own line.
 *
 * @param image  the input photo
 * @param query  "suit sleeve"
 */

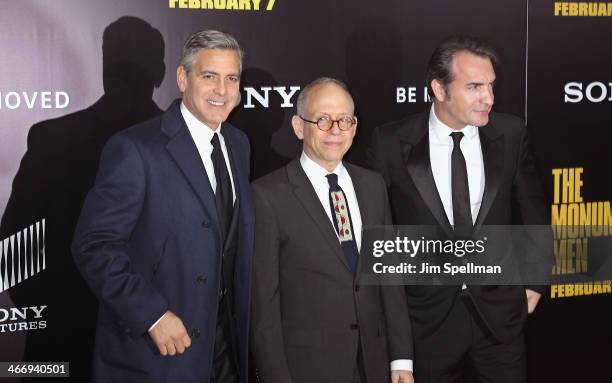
xmin=377 ymin=175 xmax=414 ymax=362
xmin=251 ymin=183 xmax=292 ymax=383
xmin=513 ymin=123 xmax=553 ymax=293
xmin=72 ymin=134 xmax=168 ymax=337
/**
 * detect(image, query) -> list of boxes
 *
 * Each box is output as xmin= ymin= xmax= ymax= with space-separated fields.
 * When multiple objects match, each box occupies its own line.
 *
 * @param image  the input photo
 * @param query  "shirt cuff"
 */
xmin=391 ymin=359 xmax=413 ymax=372
xmin=148 ymin=312 xmax=167 ymax=332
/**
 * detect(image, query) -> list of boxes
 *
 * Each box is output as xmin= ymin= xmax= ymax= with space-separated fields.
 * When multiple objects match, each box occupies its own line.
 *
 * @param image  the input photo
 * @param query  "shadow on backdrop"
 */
xmin=0 ymin=16 xmax=165 ymax=382
xmin=345 ymin=19 xmax=405 ymax=166
xmin=229 ymin=68 xmax=291 ymax=179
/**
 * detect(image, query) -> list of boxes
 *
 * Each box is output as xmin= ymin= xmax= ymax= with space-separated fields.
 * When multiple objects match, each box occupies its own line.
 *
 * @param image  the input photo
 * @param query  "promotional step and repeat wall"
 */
xmin=525 ymin=2 xmax=612 ymax=382
xmin=0 ymin=0 xmax=609 ymax=381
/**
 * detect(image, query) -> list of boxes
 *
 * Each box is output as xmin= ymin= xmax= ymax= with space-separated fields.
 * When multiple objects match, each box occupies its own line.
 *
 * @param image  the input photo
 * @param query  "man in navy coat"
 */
xmin=72 ymin=30 xmax=254 ymax=383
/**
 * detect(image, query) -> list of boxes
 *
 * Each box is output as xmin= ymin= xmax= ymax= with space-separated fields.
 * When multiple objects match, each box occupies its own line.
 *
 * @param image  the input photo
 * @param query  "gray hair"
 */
xmin=296 ymin=77 xmax=352 ymax=117
xmin=180 ymin=30 xmax=244 ymax=73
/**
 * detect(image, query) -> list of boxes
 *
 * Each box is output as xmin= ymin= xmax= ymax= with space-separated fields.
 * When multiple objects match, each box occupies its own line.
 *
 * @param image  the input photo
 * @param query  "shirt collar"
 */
xmin=300 ymin=152 xmax=347 ymax=181
xmin=429 ymin=104 xmax=479 ymax=143
xmin=181 ymin=101 xmax=222 ymax=147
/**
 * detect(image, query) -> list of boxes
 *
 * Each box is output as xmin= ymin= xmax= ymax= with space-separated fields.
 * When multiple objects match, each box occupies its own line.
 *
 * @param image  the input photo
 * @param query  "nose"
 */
xmin=482 ymin=84 xmax=494 ymax=106
xmin=214 ymin=78 xmax=227 ymax=96
xmin=328 ymin=120 xmax=342 ymax=135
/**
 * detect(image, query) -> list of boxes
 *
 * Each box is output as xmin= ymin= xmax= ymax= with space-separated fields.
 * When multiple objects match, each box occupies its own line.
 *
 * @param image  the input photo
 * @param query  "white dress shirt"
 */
xmin=429 ymin=105 xmax=486 ymax=294
xmin=299 ymin=152 xmax=363 ymax=250
xmin=148 ymin=102 xmax=237 ymax=332
xmin=181 ymin=102 xmax=236 ymax=203
xmin=429 ymin=105 xmax=485 ymax=226
xmin=299 ymin=152 xmax=413 ymax=372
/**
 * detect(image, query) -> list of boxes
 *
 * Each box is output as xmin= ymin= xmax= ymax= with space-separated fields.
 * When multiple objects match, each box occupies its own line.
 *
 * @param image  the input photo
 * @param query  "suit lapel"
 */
xmin=222 ymin=125 xmax=243 ymax=250
xmin=286 ymin=159 xmax=351 ymax=272
xmin=474 ymin=123 xmax=504 ymax=229
xmin=161 ymin=101 xmax=220 ymax=234
xmin=347 ymin=164 xmax=371 ymax=228
xmin=402 ymin=115 xmax=454 ymax=237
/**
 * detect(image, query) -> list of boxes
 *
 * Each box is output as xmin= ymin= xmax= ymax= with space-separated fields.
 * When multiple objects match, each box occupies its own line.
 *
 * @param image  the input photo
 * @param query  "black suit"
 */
xmin=369 ymin=110 xmax=551 ymax=382
xmin=251 ymin=158 xmax=412 ymax=383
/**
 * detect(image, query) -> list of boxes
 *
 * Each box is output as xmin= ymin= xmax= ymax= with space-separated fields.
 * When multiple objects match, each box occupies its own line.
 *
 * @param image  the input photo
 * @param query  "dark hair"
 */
xmin=426 ymin=35 xmax=499 ymax=99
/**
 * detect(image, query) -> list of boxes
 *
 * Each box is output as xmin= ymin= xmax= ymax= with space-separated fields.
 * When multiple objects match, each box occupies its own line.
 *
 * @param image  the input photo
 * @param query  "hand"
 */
xmin=148 ymin=310 xmax=191 ymax=356
xmin=525 ymin=289 xmax=542 ymax=314
xmin=391 ymin=370 xmax=414 ymax=383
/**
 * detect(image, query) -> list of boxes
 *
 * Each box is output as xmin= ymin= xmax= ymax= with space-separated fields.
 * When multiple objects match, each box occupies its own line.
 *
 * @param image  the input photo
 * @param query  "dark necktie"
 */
xmin=211 ymin=132 xmax=233 ymax=239
xmin=450 ymin=132 xmax=472 ymax=239
xmin=326 ymin=173 xmax=359 ymax=273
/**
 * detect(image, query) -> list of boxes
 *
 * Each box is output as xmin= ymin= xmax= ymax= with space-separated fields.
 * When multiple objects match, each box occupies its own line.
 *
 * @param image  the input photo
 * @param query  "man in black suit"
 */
xmin=369 ymin=36 xmax=551 ymax=383
xmin=72 ymin=30 xmax=254 ymax=383
xmin=251 ymin=77 xmax=413 ymax=383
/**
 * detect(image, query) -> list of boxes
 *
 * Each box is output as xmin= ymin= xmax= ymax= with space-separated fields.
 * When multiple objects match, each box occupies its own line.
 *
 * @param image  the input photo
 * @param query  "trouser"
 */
xmin=413 ymin=293 xmax=526 ymax=383
xmin=210 ymin=294 xmax=239 ymax=383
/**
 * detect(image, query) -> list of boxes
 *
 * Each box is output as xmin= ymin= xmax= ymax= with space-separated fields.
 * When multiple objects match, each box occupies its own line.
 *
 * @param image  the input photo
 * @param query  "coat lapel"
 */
xmin=474 ymin=122 xmax=504 ymax=229
xmin=402 ymin=115 xmax=454 ymax=237
xmin=161 ymin=101 xmax=220 ymax=234
xmin=221 ymin=124 xmax=245 ymax=250
xmin=286 ymin=159 xmax=351 ymax=272
xmin=346 ymin=164 xmax=371 ymax=228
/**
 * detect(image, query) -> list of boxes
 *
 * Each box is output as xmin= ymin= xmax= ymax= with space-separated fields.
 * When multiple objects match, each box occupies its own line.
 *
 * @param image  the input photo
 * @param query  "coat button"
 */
xmin=190 ymin=328 xmax=200 ymax=338
xmin=350 ymin=324 xmax=359 ymax=330
xmin=354 ymin=285 xmax=360 ymax=292
xmin=197 ymin=275 xmax=207 ymax=284
xmin=219 ymin=288 xmax=227 ymax=298
xmin=202 ymin=221 xmax=211 ymax=228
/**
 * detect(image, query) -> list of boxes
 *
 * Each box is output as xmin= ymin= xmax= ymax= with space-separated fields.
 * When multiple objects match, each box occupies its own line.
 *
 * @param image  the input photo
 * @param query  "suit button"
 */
xmin=354 ymin=285 xmax=360 ymax=292
xmin=350 ymin=324 xmax=359 ymax=330
xmin=197 ymin=275 xmax=207 ymax=284
xmin=190 ymin=328 xmax=200 ymax=338
xmin=219 ymin=288 xmax=227 ymax=297
xmin=202 ymin=221 xmax=211 ymax=228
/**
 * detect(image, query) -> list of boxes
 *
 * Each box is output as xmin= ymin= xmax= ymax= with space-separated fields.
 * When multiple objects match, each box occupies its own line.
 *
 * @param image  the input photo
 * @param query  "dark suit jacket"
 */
xmin=369 ymin=110 xmax=551 ymax=344
xmin=251 ymin=158 xmax=412 ymax=383
xmin=72 ymin=100 xmax=255 ymax=383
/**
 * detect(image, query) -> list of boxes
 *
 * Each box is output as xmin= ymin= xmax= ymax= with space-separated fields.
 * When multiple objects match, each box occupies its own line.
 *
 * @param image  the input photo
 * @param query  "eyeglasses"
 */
xmin=299 ymin=115 xmax=357 ymax=132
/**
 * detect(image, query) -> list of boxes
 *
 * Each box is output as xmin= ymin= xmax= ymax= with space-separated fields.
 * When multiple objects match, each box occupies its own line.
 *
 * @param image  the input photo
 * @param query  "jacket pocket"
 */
xmin=150 ymin=235 xmax=169 ymax=281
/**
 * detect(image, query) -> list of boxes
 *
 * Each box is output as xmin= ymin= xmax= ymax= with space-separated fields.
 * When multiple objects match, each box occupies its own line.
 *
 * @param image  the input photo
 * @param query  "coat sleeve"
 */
xmin=72 ymin=134 xmax=168 ymax=337
xmin=377 ymin=174 xmax=414 ymax=363
xmin=250 ymin=182 xmax=293 ymax=383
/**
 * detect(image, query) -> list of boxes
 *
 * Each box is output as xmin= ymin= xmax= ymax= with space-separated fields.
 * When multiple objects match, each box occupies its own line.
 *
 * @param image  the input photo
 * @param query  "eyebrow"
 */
xmin=467 ymin=79 xmax=496 ymax=87
xmin=199 ymin=70 xmax=240 ymax=78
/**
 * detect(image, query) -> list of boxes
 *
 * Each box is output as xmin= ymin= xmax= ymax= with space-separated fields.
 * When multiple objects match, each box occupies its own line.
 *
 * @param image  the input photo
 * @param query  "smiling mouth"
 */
xmin=208 ymin=100 xmax=226 ymax=106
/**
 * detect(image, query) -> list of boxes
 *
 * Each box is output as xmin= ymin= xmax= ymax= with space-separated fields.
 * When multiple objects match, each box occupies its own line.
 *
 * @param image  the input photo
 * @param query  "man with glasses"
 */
xmin=251 ymin=77 xmax=414 ymax=383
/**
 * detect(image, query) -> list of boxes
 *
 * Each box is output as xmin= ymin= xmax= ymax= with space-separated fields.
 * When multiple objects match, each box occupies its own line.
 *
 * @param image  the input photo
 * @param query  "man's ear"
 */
xmin=177 ymin=65 xmax=187 ymax=93
xmin=291 ymin=115 xmax=304 ymax=140
xmin=431 ymin=79 xmax=447 ymax=102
